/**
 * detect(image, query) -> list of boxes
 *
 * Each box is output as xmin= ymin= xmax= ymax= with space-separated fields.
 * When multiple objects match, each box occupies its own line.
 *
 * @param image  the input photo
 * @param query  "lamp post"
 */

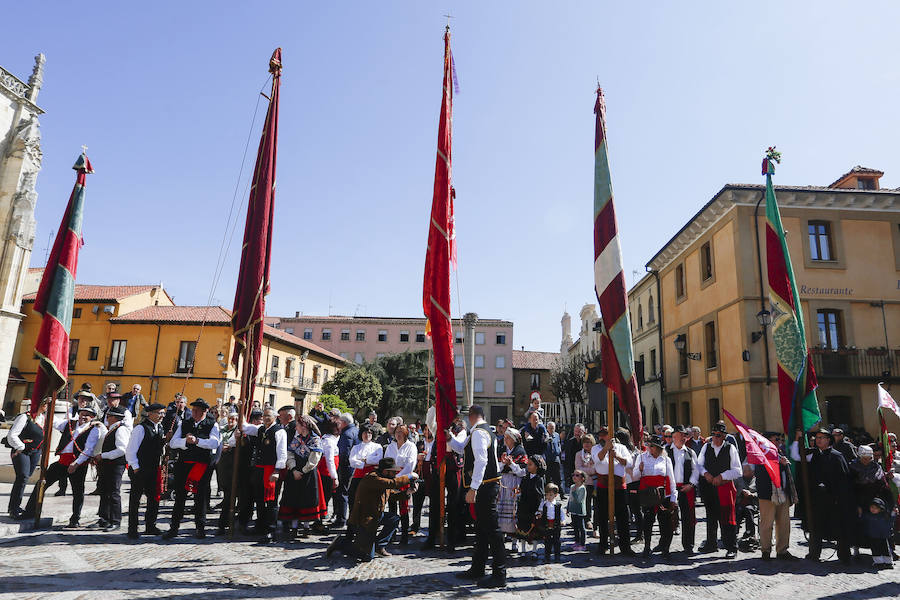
xmin=673 ymin=333 xmax=701 ymax=361
xmin=751 ymin=309 xmax=772 ymax=344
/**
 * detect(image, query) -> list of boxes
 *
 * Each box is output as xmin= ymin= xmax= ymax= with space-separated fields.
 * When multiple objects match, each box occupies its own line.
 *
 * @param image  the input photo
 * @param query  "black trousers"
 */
xmin=411 ymin=478 xmax=427 ymax=531
xmin=594 ymin=487 xmax=631 ymax=553
xmin=9 ymin=449 xmax=40 ymax=513
xmin=641 ymin=505 xmax=675 ymax=552
xmin=547 ymin=460 xmax=562 ymax=489
xmin=471 ymin=481 xmax=505 ymax=576
xmin=250 ymin=466 xmax=278 ymax=533
xmin=237 ymin=463 xmax=256 ymax=527
xmin=98 ymin=461 xmax=126 ymax=525
xmin=216 ymin=450 xmax=236 ymax=529
xmin=700 ymin=481 xmax=737 ymax=551
xmin=26 ymin=460 xmax=88 ymax=520
xmin=170 ymin=461 xmax=212 ymax=530
xmin=333 ymin=464 xmax=352 ymax=524
xmin=321 ymin=475 xmax=335 ymax=518
xmin=676 ymin=485 xmax=696 ymax=551
xmin=544 ymin=528 xmax=561 ymax=560
xmin=128 ymin=466 xmax=160 ymax=532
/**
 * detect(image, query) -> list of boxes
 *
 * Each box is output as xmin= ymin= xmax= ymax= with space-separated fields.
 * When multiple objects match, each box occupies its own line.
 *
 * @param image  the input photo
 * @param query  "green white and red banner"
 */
xmin=30 ymin=153 xmax=92 ymax=417
xmin=763 ymin=149 xmax=821 ymax=435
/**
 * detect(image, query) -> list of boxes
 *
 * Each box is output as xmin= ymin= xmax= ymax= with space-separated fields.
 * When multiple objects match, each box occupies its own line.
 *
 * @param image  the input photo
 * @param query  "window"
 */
xmin=399 ymin=330 xmax=410 ymax=343
xmin=705 ymin=321 xmax=717 ymax=369
xmin=356 ymin=330 xmax=366 ymax=342
xmin=808 ymin=221 xmax=834 ymax=261
xmin=303 ymin=328 xmax=312 ymax=340
xmin=857 ymin=178 xmax=876 ymax=190
xmin=530 ymin=372 xmax=540 ymax=389
xmin=649 ymin=349 xmax=657 ymax=377
xmin=340 ymin=329 xmax=351 ymax=341
xmin=270 ymin=355 xmax=280 ymax=383
xmin=681 ymin=402 xmax=690 ymax=426
xmin=474 ymin=379 xmax=484 ymax=393
xmin=496 ymin=333 xmax=506 ymax=345
xmin=817 ymin=309 xmax=844 ymax=350
xmin=455 ymin=379 xmax=463 ymax=393
xmin=68 ymin=339 xmax=79 ymax=371
xmin=455 ymin=333 xmax=463 ymax=344
xmin=475 ymin=332 xmax=485 ymax=345
xmin=285 ymin=327 xmax=294 ymax=334
xmin=495 ymin=355 xmax=505 ymax=369
xmin=177 ymin=341 xmax=196 ymax=373
xmin=271 ymin=355 xmax=279 ymax=371
xmin=415 ymin=331 xmax=426 ymax=343
xmin=495 ymin=380 xmax=505 ymax=394
xmin=312 ymin=365 xmax=320 ymax=383
xmin=700 ymin=241 xmax=713 ymax=281
xmin=285 ymin=359 xmax=293 ymax=379
xmin=638 ymin=354 xmax=645 ymax=383
xmin=376 ymin=353 xmax=385 ymax=359
xmin=323 ymin=369 xmax=330 ymax=383
xmin=269 ymin=393 xmax=276 ymax=405
xmin=108 ymin=340 xmax=127 ymax=371
xmin=474 ymin=355 xmax=485 ymax=368
xmin=354 ymin=352 xmax=364 ymax=364
xmin=297 ymin=362 xmax=305 ymax=380
xmin=73 ymin=308 xmax=82 ymax=319
xmin=454 ymin=355 xmax=464 ymax=368
xmin=339 ymin=352 xmax=349 ymax=360
xmin=648 ymin=295 xmax=655 ymax=323
xmin=825 ymin=395 xmax=853 ymax=427
xmin=708 ymin=398 xmax=721 ymax=433
xmin=88 ymin=346 xmax=99 ymax=361
xmin=321 ymin=328 xmax=332 ymax=341
xmin=638 ymin=304 xmax=643 ymax=329
xmin=675 ymin=264 xmax=685 ymax=299
xmin=377 ymin=330 xmax=387 ymax=342
xmin=679 ymin=339 xmax=689 ymax=377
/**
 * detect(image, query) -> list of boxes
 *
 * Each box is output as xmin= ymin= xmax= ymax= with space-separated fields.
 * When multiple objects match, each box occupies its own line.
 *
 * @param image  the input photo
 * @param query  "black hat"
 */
xmin=78 ymin=406 xmax=97 ymax=416
xmin=74 ymin=390 xmax=93 ymax=399
xmin=649 ymin=434 xmax=666 ymax=449
xmin=673 ymin=425 xmax=688 ymax=434
xmin=378 ymin=457 xmax=401 ymax=472
xmin=249 ymin=409 xmax=264 ymax=419
xmin=81 ymin=382 xmax=93 ymax=390
xmin=871 ymin=497 xmax=887 ymax=510
xmin=107 ymin=405 xmax=126 ymax=418
xmin=190 ymin=399 xmax=210 ymax=410
xmin=816 ymin=427 xmax=833 ymax=438
xmin=469 ymin=404 xmax=485 ymax=418
xmin=277 ymin=405 xmax=295 ymax=413
xmin=146 ymin=402 xmax=165 ymax=412
xmin=359 ymin=423 xmax=373 ymax=436
xmin=712 ymin=422 xmax=727 ymax=434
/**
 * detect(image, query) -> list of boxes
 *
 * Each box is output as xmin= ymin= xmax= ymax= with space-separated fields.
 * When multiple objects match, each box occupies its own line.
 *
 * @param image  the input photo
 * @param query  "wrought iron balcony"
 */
xmin=293 ymin=377 xmax=319 ymax=392
xmin=809 ymin=349 xmax=900 ymax=381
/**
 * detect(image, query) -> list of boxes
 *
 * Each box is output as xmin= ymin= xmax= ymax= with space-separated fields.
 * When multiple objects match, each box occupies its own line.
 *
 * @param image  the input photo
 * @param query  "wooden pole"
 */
xmin=33 ymin=396 xmax=55 ymax=528
xmin=606 ymin=387 xmax=615 ymax=555
xmin=227 ymin=329 xmax=254 ymax=539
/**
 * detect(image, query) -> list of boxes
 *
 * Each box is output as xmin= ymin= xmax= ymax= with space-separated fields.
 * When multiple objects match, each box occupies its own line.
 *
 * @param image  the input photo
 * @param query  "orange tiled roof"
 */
xmin=512 ymin=350 xmax=560 ymax=371
xmin=23 ymin=284 xmax=160 ymax=303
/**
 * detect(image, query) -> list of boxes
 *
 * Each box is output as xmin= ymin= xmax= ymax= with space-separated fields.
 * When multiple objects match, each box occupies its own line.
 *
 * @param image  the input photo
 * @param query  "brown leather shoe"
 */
xmin=375 ymin=547 xmax=391 ymax=558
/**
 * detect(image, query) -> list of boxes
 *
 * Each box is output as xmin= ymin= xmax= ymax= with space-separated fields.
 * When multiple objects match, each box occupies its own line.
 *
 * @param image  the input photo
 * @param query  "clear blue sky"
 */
xmin=4 ymin=2 xmax=900 ymax=354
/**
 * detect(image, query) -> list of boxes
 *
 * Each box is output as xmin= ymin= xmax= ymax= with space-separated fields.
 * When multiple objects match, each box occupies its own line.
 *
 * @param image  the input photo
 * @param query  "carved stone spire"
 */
xmin=27 ymin=53 xmax=45 ymax=102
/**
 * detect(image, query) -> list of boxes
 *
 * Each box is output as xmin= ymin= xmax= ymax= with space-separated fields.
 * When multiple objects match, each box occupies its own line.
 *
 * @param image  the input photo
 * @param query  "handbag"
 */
xmin=638 ymin=486 xmax=665 ymax=508
xmin=771 ymin=485 xmax=788 ymax=506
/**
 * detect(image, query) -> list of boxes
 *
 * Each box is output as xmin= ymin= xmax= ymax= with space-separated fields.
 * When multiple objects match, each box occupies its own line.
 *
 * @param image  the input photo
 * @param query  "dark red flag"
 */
xmin=232 ymin=49 xmax=281 ymax=416
xmin=423 ymin=28 xmax=458 ymax=465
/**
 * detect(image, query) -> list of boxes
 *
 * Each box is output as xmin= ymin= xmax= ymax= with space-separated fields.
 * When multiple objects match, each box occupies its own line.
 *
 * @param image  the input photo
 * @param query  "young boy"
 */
xmin=536 ymin=482 xmax=567 ymax=562
xmin=862 ymin=497 xmax=895 ymax=569
xmin=567 ymin=470 xmax=587 ymax=550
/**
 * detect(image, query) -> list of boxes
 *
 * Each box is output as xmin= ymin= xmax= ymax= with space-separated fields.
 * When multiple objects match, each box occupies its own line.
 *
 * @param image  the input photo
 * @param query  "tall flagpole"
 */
xmin=607 ymin=388 xmax=615 ymax=555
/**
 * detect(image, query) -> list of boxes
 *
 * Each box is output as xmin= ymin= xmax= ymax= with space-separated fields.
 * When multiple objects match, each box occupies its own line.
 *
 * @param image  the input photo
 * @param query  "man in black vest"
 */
xmin=164 ymin=399 xmax=220 ymax=539
xmin=241 ymin=406 xmax=287 ymax=542
xmin=456 ymin=405 xmax=506 ymax=589
xmin=697 ymin=422 xmax=742 ymax=558
xmin=422 ymin=419 xmax=466 ymax=550
xmin=669 ymin=425 xmax=700 ymax=554
xmin=237 ymin=409 xmax=264 ymax=533
xmin=125 ymin=402 xmax=166 ymax=538
xmin=96 ymin=405 xmax=130 ymax=531
xmin=6 ymin=398 xmax=48 ymax=518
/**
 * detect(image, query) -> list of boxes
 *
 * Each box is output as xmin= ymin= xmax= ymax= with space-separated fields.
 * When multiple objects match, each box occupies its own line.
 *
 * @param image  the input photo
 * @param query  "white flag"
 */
xmin=876 ymin=383 xmax=900 ymax=419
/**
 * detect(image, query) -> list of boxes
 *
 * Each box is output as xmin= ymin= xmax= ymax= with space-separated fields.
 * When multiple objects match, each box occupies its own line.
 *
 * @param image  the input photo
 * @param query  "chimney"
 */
xmin=828 ymin=166 xmax=883 ymax=190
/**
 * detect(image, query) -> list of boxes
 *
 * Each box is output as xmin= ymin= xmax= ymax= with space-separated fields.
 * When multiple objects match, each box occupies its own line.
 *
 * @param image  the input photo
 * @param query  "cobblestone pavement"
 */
xmin=1 ymin=479 xmax=898 ymax=600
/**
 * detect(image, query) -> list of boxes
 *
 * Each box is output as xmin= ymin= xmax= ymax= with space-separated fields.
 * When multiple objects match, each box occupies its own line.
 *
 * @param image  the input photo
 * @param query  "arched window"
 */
xmin=648 ymin=295 xmax=655 ymax=323
xmin=638 ymin=304 xmax=643 ymax=329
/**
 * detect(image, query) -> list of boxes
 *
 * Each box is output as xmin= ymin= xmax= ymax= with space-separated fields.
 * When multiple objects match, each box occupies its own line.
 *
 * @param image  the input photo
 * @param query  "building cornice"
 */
xmin=0 ymin=64 xmax=43 ymax=114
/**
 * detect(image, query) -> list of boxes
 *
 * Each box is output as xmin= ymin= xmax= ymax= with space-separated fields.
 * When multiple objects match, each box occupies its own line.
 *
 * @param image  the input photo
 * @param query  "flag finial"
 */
xmin=762 ymin=146 xmax=781 ymax=175
xmin=269 ymin=48 xmax=283 ymax=76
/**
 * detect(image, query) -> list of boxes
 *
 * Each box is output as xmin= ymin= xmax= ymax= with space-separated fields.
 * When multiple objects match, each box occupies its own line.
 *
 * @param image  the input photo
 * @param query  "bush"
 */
xmin=320 ymin=393 xmax=350 ymax=415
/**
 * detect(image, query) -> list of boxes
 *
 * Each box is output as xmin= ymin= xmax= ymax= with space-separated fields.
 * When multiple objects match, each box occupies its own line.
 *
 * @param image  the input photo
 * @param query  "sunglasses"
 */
xmin=713 ymin=432 xmax=726 ymax=438
xmin=663 ymin=435 xmax=672 ymax=439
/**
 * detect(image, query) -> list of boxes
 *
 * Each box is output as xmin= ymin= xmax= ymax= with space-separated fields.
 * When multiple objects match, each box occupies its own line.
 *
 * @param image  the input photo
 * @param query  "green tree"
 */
xmin=319 ymin=393 xmax=350 ymax=415
xmin=369 ymin=350 xmax=432 ymax=419
xmin=321 ymin=365 xmax=382 ymax=420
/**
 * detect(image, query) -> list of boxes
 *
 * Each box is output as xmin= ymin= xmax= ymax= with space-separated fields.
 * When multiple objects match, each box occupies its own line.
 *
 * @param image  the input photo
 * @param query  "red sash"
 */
xmin=677 ymin=483 xmax=696 ymax=505
xmin=353 ymin=464 xmax=377 ymax=479
xmin=183 ymin=461 xmax=208 ymax=494
xmin=716 ymin=481 xmax=737 ymax=525
xmin=595 ymin=471 xmax=626 ymax=489
xmin=317 ymin=455 xmax=338 ymax=478
xmin=639 ymin=473 xmax=671 ymax=496
xmin=255 ymin=464 xmax=278 ymax=501
xmin=59 ymin=452 xmax=76 ymax=467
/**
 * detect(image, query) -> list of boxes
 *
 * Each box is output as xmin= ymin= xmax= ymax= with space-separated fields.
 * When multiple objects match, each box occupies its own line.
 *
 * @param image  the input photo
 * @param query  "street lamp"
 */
xmin=751 ymin=309 xmax=772 ymax=344
xmin=216 ymin=351 xmax=225 ymax=362
xmin=674 ymin=334 xmax=701 ymax=361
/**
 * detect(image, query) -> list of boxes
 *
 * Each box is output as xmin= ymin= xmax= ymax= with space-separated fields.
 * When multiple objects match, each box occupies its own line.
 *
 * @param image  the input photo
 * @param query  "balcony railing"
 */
xmin=810 ymin=350 xmax=900 ymax=380
xmin=293 ymin=377 xmax=319 ymax=392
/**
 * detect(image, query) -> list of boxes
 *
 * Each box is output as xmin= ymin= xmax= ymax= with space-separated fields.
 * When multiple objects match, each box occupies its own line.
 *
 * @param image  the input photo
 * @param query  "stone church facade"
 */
xmin=0 ymin=54 xmax=45 ymax=413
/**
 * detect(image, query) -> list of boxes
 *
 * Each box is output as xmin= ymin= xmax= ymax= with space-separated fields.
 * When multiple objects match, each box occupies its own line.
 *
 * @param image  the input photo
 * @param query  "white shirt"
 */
xmin=321 ymin=434 xmax=339 ymax=480
xmin=241 ymin=423 xmax=287 ymax=469
xmin=465 ymin=419 xmax=499 ymax=491
xmin=670 ymin=444 xmax=700 ymax=486
xmin=349 ymin=440 xmax=383 ymax=470
xmin=126 ymin=420 xmax=163 ymax=470
xmin=169 ymin=419 xmax=222 ymax=454
xmin=697 ymin=441 xmax=742 ymax=481
xmin=6 ymin=413 xmax=44 ymax=452
xmin=100 ymin=421 xmax=130 ymax=460
xmin=385 ymin=439 xmax=418 ymax=477
xmin=632 ymin=451 xmax=678 ymax=502
xmin=446 ymin=429 xmax=468 ymax=455
xmin=591 ymin=440 xmax=632 ymax=478
xmin=536 ymin=498 xmax=567 ymax=523
xmin=59 ymin=420 xmax=102 ymax=466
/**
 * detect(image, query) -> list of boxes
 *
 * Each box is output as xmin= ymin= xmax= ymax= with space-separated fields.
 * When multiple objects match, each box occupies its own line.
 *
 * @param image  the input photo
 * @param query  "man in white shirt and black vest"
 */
xmin=5 ymin=398 xmax=48 ymax=519
xmin=668 ymin=425 xmax=700 ymax=554
xmin=241 ymin=406 xmax=287 ymax=542
xmin=697 ymin=421 xmax=742 ymax=558
xmin=164 ymin=399 xmax=221 ymax=539
xmin=456 ymin=404 xmax=506 ymax=589
xmin=126 ymin=402 xmax=167 ymax=538
xmin=95 ymin=405 xmax=130 ymax=531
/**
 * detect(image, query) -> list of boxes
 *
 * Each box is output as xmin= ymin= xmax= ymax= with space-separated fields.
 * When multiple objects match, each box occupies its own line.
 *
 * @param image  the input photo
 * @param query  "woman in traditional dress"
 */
xmin=632 ymin=434 xmax=677 ymax=559
xmin=517 ymin=455 xmax=546 ymax=557
xmin=317 ymin=419 xmax=340 ymax=521
xmin=279 ymin=415 xmax=326 ymax=538
xmin=498 ymin=428 xmax=527 ymax=553
xmin=348 ymin=424 xmax=383 ymax=510
xmin=384 ymin=425 xmax=418 ymax=545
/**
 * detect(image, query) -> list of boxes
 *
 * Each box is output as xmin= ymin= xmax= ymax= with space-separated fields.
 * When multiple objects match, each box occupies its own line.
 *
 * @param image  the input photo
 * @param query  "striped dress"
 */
xmin=498 ymin=444 xmax=527 ymax=534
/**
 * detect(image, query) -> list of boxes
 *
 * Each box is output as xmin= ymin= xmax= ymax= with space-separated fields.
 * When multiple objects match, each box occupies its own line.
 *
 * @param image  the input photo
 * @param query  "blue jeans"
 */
xmin=571 ymin=514 xmax=586 ymax=546
xmin=9 ymin=450 xmax=40 ymax=513
xmin=341 ymin=513 xmax=401 ymax=561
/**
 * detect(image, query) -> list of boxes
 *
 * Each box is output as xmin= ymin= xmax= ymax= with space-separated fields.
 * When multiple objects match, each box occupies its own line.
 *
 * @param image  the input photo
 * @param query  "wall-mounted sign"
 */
xmin=799 ymin=285 xmax=854 ymax=296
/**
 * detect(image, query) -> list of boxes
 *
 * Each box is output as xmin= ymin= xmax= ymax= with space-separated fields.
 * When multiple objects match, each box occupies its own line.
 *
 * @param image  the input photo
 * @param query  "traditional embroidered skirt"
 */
xmin=498 ymin=473 xmax=521 ymax=534
xmin=278 ymin=468 xmax=326 ymax=522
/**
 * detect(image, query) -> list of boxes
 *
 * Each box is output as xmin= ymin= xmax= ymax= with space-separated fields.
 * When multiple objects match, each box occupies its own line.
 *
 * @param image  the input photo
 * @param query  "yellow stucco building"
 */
xmin=646 ymin=166 xmax=900 ymax=437
xmin=8 ymin=283 xmax=345 ymax=414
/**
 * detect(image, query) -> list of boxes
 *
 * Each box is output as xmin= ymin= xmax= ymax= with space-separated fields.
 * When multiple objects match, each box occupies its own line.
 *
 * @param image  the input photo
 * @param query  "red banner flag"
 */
xmin=723 ymin=409 xmax=781 ymax=488
xmin=31 ymin=153 xmax=92 ymax=416
xmin=423 ymin=27 xmax=459 ymax=465
xmin=231 ymin=49 xmax=281 ymax=417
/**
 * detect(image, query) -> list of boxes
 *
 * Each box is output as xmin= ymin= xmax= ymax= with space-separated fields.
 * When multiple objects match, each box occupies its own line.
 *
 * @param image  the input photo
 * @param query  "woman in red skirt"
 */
xmin=279 ymin=415 xmax=327 ymax=538
xmin=632 ymin=434 xmax=678 ymax=559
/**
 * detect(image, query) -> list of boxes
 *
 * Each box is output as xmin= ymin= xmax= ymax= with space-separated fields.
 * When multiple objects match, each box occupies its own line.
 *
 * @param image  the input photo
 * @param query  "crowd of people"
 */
xmin=4 ymin=387 xmax=900 ymax=589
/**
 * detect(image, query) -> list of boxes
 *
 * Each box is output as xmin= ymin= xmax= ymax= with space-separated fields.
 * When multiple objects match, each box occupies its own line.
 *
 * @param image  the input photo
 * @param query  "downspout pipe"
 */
xmin=754 ymin=192 xmax=773 ymax=385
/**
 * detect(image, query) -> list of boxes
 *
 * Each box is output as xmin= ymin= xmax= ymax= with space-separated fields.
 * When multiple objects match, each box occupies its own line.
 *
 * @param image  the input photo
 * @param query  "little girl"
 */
xmin=536 ymin=482 xmax=567 ymax=562
xmin=516 ymin=455 xmax=546 ymax=557
xmin=567 ymin=470 xmax=588 ymax=550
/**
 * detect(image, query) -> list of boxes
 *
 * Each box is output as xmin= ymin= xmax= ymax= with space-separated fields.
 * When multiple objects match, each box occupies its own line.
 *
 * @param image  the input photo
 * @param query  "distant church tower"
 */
xmin=560 ymin=310 xmax=573 ymax=355
xmin=0 ymin=54 xmax=45 ymax=411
